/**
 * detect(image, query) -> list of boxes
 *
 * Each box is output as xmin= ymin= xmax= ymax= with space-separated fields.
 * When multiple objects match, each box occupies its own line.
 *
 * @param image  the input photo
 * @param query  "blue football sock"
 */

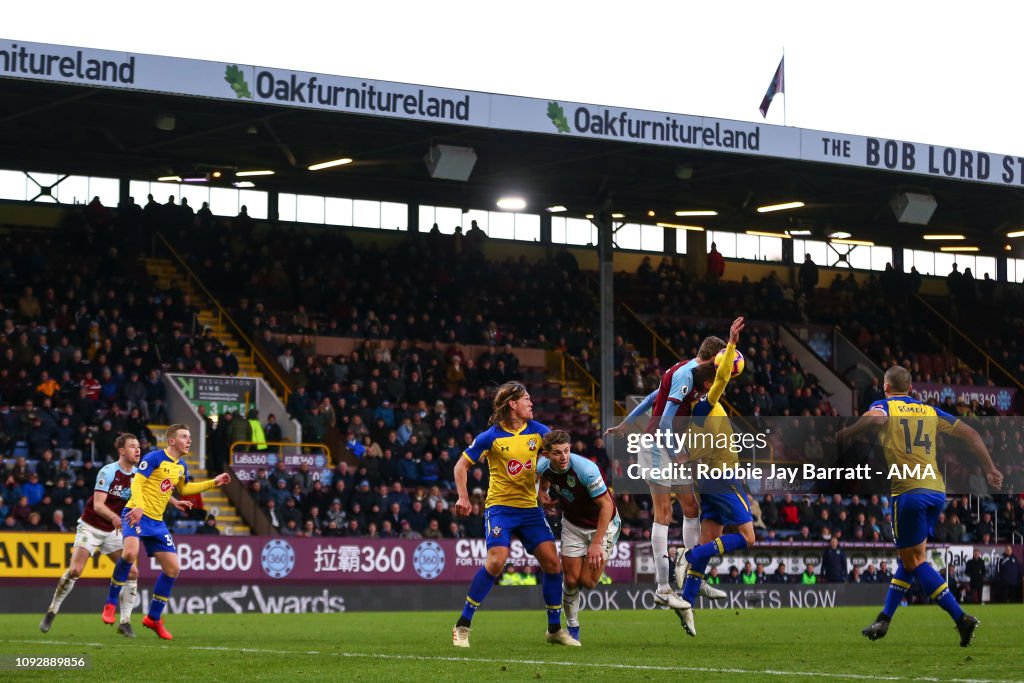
xmin=881 ymin=562 xmax=914 ymax=619
xmin=913 ymin=562 xmax=964 ymax=623
xmin=148 ymin=572 xmax=176 ymax=621
xmin=106 ymin=558 xmax=133 ymax=606
xmin=459 ymin=567 xmax=497 ymax=624
xmin=685 ymin=533 xmax=748 ymax=565
xmin=681 ymin=556 xmax=711 ymax=604
xmin=542 ymin=572 xmax=563 ymax=627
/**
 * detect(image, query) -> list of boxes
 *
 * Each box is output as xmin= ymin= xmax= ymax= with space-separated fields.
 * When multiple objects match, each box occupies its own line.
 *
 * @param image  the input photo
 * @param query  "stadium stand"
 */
xmin=2 ymin=199 xmax=1022 ymax=557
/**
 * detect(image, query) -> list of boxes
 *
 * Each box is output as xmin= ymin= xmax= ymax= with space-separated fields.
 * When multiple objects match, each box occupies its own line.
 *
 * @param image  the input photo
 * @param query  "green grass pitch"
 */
xmin=0 ymin=606 xmax=1020 ymax=681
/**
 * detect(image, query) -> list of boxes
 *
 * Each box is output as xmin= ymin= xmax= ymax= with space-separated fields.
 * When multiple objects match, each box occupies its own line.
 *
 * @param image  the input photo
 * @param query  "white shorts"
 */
xmin=636 ymin=443 xmax=692 ymax=488
xmin=560 ymin=514 xmax=622 ymax=558
xmin=74 ymin=520 xmax=123 ymax=557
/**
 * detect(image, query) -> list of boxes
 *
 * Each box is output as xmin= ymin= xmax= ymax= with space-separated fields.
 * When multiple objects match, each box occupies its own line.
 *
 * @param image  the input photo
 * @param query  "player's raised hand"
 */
xmin=214 ymin=472 xmax=231 ymax=486
xmin=729 ymin=316 xmax=745 ymax=344
xmin=454 ymin=495 xmax=472 ymax=517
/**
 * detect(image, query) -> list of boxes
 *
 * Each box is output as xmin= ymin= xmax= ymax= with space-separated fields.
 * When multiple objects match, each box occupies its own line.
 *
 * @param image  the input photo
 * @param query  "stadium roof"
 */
xmin=1 ymin=40 xmax=1022 ymax=253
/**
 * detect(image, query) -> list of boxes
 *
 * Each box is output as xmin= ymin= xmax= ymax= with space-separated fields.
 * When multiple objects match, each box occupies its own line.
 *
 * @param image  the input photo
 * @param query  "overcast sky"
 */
xmin=5 ymin=1 xmax=1023 ymax=156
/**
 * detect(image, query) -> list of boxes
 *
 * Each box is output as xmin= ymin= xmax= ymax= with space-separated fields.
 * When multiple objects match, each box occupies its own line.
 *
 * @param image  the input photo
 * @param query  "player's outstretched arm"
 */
xmin=177 ymin=472 xmax=230 ymax=497
xmin=836 ymin=409 xmax=886 ymax=443
xmin=951 ymin=422 xmax=1004 ymax=490
xmin=707 ymin=317 xmax=743 ymax=406
xmin=605 ymin=390 xmax=656 ymax=436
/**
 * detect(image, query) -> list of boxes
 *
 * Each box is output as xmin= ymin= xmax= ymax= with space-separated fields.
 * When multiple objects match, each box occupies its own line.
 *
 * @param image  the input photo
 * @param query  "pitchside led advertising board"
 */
xmin=3 ymin=38 xmax=1024 ymax=187
xmin=2 ymin=534 xmax=1017 ymax=614
xmin=1 ymin=533 xmax=1015 ymax=586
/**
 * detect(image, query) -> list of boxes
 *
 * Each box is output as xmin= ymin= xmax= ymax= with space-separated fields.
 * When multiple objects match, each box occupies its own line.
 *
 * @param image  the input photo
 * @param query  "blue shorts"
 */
xmin=484 ymin=505 xmax=555 ymax=553
xmin=698 ymin=483 xmax=754 ymax=527
xmin=122 ymin=509 xmax=176 ymax=556
xmin=891 ymin=489 xmax=946 ymax=549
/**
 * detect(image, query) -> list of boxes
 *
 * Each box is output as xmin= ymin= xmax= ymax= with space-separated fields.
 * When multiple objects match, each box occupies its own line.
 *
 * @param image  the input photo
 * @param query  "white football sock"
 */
xmin=683 ymin=516 xmax=701 ymax=550
xmin=562 ymin=581 xmax=581 ymax=628
xmin=652 ymin=522 xmax=670 ymax=592
xmin=50 ymin=570 xmax=77 ymax=613
xmin=120 ymin=579 xmax=138 ymax=623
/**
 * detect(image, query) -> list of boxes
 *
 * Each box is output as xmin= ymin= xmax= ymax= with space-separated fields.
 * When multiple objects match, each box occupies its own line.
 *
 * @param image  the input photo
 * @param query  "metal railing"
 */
xmin=154 ymin=233 xmax=293 ymax=403
xmin=913 ymin=293 xmax=1024 ymax=392
xmin=548 ymin=351 xmax=626 ymax=419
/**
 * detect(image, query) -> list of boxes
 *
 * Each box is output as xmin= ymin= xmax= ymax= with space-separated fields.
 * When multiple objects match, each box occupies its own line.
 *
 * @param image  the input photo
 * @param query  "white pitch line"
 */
xmin=2 ymin=639 xmax=105 ymax=648
xmin=188 ymin=645 xmax=1023 ymax=683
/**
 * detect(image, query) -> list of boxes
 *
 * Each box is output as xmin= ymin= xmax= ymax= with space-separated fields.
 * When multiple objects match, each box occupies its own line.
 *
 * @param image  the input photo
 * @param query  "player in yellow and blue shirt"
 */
xmin=673 ymin=317 xmax=754 ymax=637
xmin=109 ymin=424 xmax=230 ymax=640
xmin=451 ymin=381 xmax=579 ymax=648
xmin=838 ymin=366 xmax=1003 ymax=647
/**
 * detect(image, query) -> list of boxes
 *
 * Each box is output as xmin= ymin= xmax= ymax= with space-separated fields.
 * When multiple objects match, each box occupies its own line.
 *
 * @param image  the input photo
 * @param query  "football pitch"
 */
xmin=1 ymin=607 xmax=1021 ymax=682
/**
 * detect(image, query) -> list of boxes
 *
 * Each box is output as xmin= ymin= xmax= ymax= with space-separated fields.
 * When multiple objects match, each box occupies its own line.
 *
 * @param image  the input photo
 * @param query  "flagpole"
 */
xmin=782 ymin=47 xmax=787 ymax=127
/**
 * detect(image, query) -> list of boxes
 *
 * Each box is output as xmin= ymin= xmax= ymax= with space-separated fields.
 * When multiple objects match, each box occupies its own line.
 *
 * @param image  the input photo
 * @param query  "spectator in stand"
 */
xmin=996 ymin=546 xmax=1020 ymax=603
xmin=463 ymin=502 xmax=485 ymax=538
xmin=707 ymin=242 xmax=725 ymax=281
xmin=263 ymin=413 xmax=283 ymax=453
xmin=778 ymin=494 xmax=800 ymax=529
xmin=964 ymin=550 xmax=986 ymax=604
xmin=227 ymin=409 xmax=252 ymax=451
xmin=196 ymin=515 xmax=221 ymax=535
xmin=798 ymin=254 xmax=819 ymax=297
xmin=399 ymin=519 xmax=422 ymax=539
xmin=821 ymin=537 xmax=848 ymax=583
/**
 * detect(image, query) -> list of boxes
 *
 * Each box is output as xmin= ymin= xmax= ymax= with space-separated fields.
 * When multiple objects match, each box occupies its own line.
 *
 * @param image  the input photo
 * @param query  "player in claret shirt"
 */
xmin=39 ymin=433 xmax=191 ymax=637
xmin=537 ymin=429 xmax=620 ymax=643
xmin=111 ymin=424 xmax=229 ymax=640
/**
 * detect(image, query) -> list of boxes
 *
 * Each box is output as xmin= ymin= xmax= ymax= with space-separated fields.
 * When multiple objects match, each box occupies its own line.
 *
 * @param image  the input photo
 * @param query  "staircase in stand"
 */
xmin=141 ymin=257 xmax=265 ymax=381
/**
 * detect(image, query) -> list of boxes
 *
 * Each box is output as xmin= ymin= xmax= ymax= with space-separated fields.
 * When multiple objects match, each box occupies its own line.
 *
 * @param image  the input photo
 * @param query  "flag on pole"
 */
xmin=759 ymin=57 xmax=785 ymax=118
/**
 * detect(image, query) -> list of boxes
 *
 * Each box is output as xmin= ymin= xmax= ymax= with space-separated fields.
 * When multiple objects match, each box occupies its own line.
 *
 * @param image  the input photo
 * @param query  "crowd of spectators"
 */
xmin=4 ymin=201 xmax=1022 ymax=552
xmin=0 ymin=200 xmax=243 ymax=532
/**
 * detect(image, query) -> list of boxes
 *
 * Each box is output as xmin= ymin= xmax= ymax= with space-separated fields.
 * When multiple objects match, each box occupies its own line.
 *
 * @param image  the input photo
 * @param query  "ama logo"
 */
xmin=506 ymin=459 xmax=534 ymax=477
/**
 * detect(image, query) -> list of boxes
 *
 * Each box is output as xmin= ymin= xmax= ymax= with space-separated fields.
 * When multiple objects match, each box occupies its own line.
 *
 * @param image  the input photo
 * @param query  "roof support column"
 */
xmin=595 ymin=206 xmax=615 ymax=431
